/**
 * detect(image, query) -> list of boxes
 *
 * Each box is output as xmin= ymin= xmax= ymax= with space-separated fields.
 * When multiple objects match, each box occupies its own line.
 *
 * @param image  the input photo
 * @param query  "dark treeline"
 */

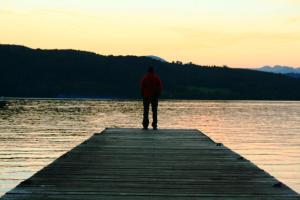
xmin=1 ymin=44 xmax=300 ymax=100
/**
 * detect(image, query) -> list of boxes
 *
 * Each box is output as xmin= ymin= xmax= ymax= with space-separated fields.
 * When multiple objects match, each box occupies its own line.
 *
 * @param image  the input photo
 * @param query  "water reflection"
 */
xmin=0 ymin=100 xmax=299 ymax=195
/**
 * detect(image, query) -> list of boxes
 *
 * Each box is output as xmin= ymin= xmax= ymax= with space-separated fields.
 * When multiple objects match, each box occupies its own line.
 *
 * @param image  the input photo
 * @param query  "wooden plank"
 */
xmin=1 ymin=128 xmax=299 ymax=200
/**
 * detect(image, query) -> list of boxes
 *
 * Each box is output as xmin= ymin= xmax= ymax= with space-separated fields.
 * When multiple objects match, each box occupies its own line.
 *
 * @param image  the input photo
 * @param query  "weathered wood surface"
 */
xmin=1 ymin=128 xmax=299 ymax=200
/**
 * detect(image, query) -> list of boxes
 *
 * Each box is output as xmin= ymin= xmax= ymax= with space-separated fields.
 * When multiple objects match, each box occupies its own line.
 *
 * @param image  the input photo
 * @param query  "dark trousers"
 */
xmin=143 ymin=97 xmax=158 ymax=128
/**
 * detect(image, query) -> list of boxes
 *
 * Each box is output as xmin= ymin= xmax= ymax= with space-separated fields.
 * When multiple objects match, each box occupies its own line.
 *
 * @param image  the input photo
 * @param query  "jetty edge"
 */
xmin=1 ymin=128 xmax=299 ymax=200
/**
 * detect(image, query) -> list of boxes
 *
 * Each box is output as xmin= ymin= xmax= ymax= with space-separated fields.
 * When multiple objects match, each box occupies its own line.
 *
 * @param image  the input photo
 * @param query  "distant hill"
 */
xmin=286 ymin=73 xmax=300 ymax=79
xmin=146 ymin=55 xmax=168 ymax=63
xmin=1 ymin=44 xmax=300 ymax=100
xmin=255 ymin=66 xmax=300 ymax=78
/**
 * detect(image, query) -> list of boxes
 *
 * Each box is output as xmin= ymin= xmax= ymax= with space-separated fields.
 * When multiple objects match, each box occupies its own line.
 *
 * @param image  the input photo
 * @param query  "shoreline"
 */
xmin=2 ymin=97 xmax=300 ymax=102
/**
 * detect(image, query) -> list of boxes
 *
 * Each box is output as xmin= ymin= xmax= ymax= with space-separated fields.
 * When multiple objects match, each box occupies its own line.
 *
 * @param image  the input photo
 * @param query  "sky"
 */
xmin=1 ymin=0 xmax=300 ymax=67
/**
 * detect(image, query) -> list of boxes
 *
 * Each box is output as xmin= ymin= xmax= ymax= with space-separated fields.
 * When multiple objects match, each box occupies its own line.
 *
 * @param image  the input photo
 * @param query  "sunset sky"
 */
xmin=1 ymin=0 xmax=299 ymax=67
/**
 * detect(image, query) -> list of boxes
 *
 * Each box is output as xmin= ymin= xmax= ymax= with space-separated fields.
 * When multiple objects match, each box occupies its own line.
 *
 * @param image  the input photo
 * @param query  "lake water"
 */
xmin=0 ymin=99 xmax=299 ymax=196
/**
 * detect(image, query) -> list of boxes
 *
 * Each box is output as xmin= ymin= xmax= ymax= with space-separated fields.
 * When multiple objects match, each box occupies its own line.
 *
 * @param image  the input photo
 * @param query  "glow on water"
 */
xmin=0 ymin=100 xmax=299 ymax=195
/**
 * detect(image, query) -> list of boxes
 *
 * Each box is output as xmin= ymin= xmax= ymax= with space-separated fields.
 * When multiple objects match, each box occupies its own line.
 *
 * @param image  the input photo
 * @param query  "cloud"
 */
xmin=169 ymin=25 xmax=300 ymax=49
xmin=287 ymin=0 xmax=300 ymax=5
xmin=28 ymin=8 xmax=101 ymax=20
xmin=0 ymin=8 xmax=29 ymax=16
xmin=288 ymin=16 xmax=300 ymax=24
xmin=237 ymin=31 xmax=300 ymax=42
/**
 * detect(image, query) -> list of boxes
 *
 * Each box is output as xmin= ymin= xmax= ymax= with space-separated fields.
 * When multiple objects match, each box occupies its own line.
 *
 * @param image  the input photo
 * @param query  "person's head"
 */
xmin=148 ymin=66 xmax=154 ymax=73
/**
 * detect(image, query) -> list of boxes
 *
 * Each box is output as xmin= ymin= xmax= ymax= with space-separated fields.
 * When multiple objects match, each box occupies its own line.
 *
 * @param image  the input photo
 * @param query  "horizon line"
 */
xmin=1 ymin=43 xmax=300 ymax=69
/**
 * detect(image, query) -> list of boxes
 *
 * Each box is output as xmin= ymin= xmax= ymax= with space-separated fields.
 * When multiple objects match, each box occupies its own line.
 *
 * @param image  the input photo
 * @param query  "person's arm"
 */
xmin=156 ymin=77 xmax=163 ymax=97
xmin=159 ymin=78 xmax=163 ymax=93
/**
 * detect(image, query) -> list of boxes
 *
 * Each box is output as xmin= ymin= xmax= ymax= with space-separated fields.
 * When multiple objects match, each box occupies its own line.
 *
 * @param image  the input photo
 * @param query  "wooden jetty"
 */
xmin=1 ymin=128 xmax=299 ymax=200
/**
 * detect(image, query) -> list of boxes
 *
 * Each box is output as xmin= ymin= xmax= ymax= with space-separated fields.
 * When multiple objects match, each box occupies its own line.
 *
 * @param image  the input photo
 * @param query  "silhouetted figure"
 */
xmin=141 ymin=67 xmax=163 ymax=130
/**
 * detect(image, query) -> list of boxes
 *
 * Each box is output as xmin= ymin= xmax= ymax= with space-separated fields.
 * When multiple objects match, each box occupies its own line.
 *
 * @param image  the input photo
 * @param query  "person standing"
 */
xmin=141 ymin=67 xmax=163 ymax=130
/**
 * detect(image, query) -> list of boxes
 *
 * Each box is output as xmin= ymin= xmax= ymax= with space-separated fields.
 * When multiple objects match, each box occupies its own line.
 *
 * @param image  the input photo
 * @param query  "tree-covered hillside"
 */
xmin=1 ymin=44 xmax=300 ymax=100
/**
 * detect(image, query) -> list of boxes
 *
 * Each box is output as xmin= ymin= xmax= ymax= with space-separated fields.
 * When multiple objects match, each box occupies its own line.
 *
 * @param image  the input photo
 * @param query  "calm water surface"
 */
xmin=0 ymin=100 xmax=299 ymax=195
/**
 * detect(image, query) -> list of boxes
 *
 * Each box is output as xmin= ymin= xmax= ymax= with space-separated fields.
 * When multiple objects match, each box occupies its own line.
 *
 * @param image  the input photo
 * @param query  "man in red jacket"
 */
xmin=141 ymin=67 xmax=163 ymax=130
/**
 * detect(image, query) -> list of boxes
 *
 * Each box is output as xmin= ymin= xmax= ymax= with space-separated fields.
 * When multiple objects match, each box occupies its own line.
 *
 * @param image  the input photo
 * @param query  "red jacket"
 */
xmin=141 ymin=72 xmax=163 ymax=99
